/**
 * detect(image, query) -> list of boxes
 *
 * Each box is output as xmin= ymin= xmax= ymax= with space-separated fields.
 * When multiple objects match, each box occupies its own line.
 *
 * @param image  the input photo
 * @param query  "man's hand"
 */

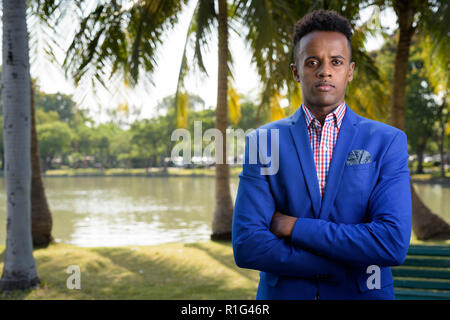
xmin=270 ymin=211 xmax=298 ymax=238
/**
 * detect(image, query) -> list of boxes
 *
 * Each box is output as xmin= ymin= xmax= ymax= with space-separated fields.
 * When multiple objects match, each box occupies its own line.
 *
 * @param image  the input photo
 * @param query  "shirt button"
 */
xmin=323 ymin=145 xmax=328 ymax=151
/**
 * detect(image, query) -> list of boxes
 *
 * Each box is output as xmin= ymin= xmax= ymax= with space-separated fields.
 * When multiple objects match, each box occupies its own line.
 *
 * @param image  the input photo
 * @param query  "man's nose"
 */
xmin=317 ymin=62 xmax=332 ymax=78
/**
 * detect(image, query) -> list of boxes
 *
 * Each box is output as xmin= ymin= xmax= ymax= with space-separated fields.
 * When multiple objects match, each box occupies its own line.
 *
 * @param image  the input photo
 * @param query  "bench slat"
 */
xmin=402 ymin=257 xmax=450 ymax=268
xmin=394 ymin=288 xmax=450 ymax=300
xmin=408 ymin=245 xmax=450 ymax=257
xmin=392 ymin=267 xmax=450 ymax=280
xmin=395 ymin=294 xmax=450 ymax=300
xmin=393 ymin=245 xmax=450 ymax=299
xmin=394 ymin=278 xmax=450 ymax=290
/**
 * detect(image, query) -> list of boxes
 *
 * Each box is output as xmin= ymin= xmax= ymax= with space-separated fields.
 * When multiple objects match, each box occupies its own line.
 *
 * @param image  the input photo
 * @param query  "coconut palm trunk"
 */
xmin=0 ymin=0 xmax=40 ymax=291
xmin=30 ymin=82 xmax=53 ymax=247
xmin=211 ymin=0 xmax=234 ymax=240
xmin=391 ymin=0 xmax=450 ymax=240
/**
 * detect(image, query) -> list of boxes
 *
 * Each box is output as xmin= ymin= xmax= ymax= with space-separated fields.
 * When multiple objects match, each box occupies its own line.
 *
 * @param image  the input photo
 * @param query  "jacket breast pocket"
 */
xmin=344 ymin=161 xmax=377 ymax=181
xmin=337 ymin=162 xmax=377 ymax=221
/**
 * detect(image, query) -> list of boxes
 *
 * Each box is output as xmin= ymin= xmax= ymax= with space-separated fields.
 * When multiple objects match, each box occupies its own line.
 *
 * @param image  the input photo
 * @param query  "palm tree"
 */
xmin=387 ymin=0 xmax=450 ymax=239
xmin=174 ymin=0 xmax=237 ymax=240
xmin=51 ymin=0 xmax=237 ymax=240
xmin=211 ymin=0 xmax=234 ymax=239
xmin=0 ymin=0 xmax=60 ymax=248
xmin=0 ymin=75 xmax=53 ymax=248
xmin=30 ymin=80 xmax=53 ymax=247
xmin=26 ymin=0 xmax=70 ymax=248
xmin=0 ymin=0 xmax=40 ymax=291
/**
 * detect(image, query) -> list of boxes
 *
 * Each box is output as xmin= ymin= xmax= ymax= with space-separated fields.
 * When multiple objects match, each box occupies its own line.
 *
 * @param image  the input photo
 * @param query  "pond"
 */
xmin=0 ymin=177 xmax=448 ymax=247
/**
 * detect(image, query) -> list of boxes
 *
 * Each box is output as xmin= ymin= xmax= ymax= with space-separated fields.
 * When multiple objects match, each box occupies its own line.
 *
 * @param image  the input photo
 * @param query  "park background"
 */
xmin=0 ymin=0 xmax=448 ymax=299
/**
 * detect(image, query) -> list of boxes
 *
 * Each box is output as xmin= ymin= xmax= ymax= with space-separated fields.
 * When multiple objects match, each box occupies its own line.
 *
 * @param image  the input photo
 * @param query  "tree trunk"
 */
xmin=416 ymin=137 xmax=427 ymax=174
xmin=411 ymin=182 xmax=450 ymax=239
xmin=30 ymin=82 xmax=54 ymax=248
xmin=211 ymin=0 xmax=233 ymax=241
xmin=0 ymin=0 xmax=40 ymax=291
xmin=392 ymin=0 xmax=450 ymax=240
xmin=390 ymin=1 xmax=414 ymax=130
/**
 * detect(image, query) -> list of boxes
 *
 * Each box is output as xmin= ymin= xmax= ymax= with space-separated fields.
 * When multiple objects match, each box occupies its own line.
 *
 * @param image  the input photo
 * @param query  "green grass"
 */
xmin=410 ymin=237 xmax=450 ymax=246
xmin=0 ymin=238 xmax=448 ymax=300
xmin=409 ymin=165 xmax=450 ymax=180
xmin=0 ymin=241 xmax=259 ymax=300
xmin=410 ymin=172 xmax=450 ymax=181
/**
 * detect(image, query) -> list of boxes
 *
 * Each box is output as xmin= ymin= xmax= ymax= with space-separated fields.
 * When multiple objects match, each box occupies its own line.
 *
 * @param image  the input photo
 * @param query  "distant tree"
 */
xmin=34 ymin=91 xmax=76 ymax=123
xmin=231 ymin=98 xmax=266 ymax=131
xmin=37 ymin=121 xmax=73 ymax=171
xmin=405 ymin=45 xmax=439 ymax=174
xmin=35 ymin=108 xmax=60 ymax=125
xmin=73 ymin=123 xmax=95 ymax=161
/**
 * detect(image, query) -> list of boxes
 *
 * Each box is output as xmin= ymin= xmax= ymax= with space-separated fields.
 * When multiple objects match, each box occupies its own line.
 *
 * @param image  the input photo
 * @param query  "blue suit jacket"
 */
xmin=232 ymin=105 xmax=412 ymax=300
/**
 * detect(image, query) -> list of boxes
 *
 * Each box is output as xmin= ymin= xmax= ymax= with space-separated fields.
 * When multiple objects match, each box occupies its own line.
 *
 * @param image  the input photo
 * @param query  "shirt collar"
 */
xmin=302 ymin=101 xmax=346 ymax=129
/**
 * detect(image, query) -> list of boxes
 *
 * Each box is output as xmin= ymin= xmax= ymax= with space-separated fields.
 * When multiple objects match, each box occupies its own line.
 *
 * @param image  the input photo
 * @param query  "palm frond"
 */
xmin=60 ymin=0 xmax=188 ymax=89
xmin=193 ymin=0 xmax=217 ymax=75
xmin=174 ymin=3 xmax=199 ymax=129
xmin=228 ymin=77 xmax=242 ymax=125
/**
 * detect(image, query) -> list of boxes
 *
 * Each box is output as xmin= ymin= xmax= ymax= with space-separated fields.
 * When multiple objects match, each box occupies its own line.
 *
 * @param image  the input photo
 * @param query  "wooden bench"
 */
xmin=392 ymin=244 xmax=450 ymax=300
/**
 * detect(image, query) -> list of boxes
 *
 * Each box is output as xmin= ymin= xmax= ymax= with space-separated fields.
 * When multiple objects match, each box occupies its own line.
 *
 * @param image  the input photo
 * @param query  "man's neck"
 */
xmin=304 ymin=102 xmax=343 ymax=125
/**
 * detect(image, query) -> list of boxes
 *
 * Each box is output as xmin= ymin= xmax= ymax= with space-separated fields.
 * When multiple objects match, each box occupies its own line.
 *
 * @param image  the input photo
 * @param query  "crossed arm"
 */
xmin=232 ymin=163 xmax=348 ymax=282
xmin=232 ymin=131 xmax=412 ymax=279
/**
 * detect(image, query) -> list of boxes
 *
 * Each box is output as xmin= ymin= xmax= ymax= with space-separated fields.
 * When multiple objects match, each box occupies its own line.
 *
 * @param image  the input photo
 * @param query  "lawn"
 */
xmin=0 ymin=241 xmax=259 ymax=300
xmin=1 ymin=237 xmax=448 ymax=300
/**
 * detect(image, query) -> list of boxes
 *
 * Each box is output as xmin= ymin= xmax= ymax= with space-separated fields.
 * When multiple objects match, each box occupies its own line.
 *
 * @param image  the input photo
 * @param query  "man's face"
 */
xmin=290 ymin=31 xmax=354 ymax=109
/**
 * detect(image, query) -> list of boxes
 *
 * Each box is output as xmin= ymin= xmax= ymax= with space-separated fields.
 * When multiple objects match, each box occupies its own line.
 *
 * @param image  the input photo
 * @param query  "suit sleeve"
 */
xmin=232 ymin=131 xmax=348 ymax=282
xmin=290 ymin=130 xmax=412 ymax=267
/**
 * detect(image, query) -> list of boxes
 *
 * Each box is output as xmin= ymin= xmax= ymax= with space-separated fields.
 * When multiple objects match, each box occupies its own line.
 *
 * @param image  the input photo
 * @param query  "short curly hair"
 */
xmin=293 ymin=10 xmax=353 ymax=59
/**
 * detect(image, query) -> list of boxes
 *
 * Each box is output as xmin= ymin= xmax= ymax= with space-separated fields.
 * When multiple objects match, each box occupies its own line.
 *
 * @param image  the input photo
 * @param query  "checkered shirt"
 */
xmin=301 ymin=102 xmax=346 ymax=198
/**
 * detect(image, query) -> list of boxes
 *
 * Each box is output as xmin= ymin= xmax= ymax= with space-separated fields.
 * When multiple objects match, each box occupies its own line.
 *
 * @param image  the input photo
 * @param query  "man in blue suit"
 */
xmin=232 ymin=10 xmax=412 ymax=300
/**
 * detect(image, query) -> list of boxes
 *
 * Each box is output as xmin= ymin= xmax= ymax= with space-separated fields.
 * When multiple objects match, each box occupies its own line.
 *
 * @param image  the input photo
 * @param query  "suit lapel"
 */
xmin=319 ymin=105 xmax=359 ymax=219
xmin=289 ymin=107 xmax=321 ymax=218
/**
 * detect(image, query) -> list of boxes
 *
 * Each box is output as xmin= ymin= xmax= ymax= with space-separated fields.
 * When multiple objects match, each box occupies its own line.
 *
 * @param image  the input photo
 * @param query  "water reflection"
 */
xmin=0 ymin=177 xmax=447 ymax=247
xmin=412 ymin=182 xmax=450 ymax=223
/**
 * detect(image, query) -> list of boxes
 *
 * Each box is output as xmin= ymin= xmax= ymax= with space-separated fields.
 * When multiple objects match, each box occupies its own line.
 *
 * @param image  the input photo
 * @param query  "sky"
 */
xmin=24 ymin=1 xmax=398 ymax=123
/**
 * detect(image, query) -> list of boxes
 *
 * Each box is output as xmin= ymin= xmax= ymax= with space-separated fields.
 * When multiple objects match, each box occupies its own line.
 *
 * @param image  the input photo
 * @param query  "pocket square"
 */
xmin=346 ymin=149 xmax=372 ymax=165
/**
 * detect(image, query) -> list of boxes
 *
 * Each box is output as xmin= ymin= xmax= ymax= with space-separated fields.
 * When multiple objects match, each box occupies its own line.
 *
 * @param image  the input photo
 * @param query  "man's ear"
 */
xmin=290 ymin=63 xmax=301 ymax=82
xmin=348 ymin=62 xmax=355 ymax=82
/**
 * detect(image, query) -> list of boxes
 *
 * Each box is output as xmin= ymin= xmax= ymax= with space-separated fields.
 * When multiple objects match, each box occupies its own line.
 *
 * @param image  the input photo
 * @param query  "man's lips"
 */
xmin=315 ymin=82 xmax=335 ymax=92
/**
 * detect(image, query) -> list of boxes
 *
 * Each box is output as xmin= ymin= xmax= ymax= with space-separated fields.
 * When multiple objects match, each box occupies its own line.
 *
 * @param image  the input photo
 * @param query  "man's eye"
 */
xmin=333 ymin=60 xmax=343 ymax=65
xmin=307 ymin=61 xmax=318 ymax=66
